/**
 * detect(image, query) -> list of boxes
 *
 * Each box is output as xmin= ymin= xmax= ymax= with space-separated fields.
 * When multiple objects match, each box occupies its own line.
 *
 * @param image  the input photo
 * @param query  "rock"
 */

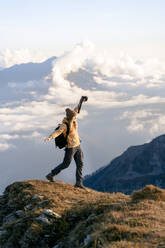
xmin=0 ymin=230 xmax=7 ymax=236
xmin=53 ymin=242 xmax=63 ymax=248
xmin=31 ymin=195 xmax=44 ymax=201
xmin=43 ymin=209 xmax=61 ymax=218
xmin=15 ymin=210 xmax=24 ymax=218
xmin=84 ymin=234 xmax=92 ymax=246
xmin=38 ymin=200 xmax=49 ymax=206
xmin=44 ymin=234 xmax=50 ymax=238
xmin=25 ymin=203 xmax=32 ymax=209
xmin=87 ymin=213 xmax=95 ymax=220
xmin=3 ymin=213 xmax=17 ymax=225
xmin=19 ymin=228 xmax=37 ymax=247
xmin=87 ymin=213 xmax=96 ymax=225
xmin=36 ymin=214 xmax=51 ymax=225
xmin=35 ymin=209 xmax=61 ymax=226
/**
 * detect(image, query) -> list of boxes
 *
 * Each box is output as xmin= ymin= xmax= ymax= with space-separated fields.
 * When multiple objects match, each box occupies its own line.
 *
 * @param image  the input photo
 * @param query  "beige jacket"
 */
xmin=49 ymin=106 xmax=80 ymax=148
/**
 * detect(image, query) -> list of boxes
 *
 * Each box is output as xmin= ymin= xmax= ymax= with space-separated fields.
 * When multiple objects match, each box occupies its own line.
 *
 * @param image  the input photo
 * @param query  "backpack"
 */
xmin=54 ymin=122 xmax=70 ymax=149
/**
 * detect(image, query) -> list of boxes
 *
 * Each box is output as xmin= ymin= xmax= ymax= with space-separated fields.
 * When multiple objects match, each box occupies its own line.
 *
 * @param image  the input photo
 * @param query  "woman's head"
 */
xmin=65 ymin=108 xmax=76 ymax=121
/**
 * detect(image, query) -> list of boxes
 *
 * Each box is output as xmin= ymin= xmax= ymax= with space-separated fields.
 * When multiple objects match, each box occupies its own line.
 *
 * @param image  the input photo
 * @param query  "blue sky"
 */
xmin=1 ymin=0 xmax=165 ymax=58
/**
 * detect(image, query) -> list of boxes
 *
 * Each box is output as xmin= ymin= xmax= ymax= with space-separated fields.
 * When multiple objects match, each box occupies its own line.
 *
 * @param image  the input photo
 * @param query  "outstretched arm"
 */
xmin=44 ymin=123 xmax=67 ymax=142
xmin=74 ymin=96 xmax=88 ymax=114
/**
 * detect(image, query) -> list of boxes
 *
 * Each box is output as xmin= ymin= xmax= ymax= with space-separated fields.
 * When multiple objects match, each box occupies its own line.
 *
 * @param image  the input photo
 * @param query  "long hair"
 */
xmin=65 ymin=108 xmax=77 ymax=131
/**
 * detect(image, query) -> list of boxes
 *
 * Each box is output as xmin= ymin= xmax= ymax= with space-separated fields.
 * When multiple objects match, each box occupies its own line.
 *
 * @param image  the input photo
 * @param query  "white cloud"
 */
xmin=1 ymin=41 xmax=165 ymax=151
xmin=0 ymin=101 xmax=65 ymax=133
xmin=8 ymin=80 xmax=37 ymax=89
xmin=0 ymin=134 xmax=20 ymax=140
xmin=45 ymin=41 xmax=165 ymax=111
xmin=149 ymin=116 xmax=165 ymax=134
xmin=92 ymin=54 xmax=165 ymax=88
xmin=0 ymin=143 xmax=15 ymax=151
xmin=45 ymin=41 xmax=95 ymax=103
xmin=93 ymin=77 xmax=121 ymax=87
xmin=91 ymin=53 xmax=144 ymax=80
xmin=120 ymin=109 xmax=165 ymax=135
xmin=0 ymin=98 xmax=88 ymax=150
xmin=0 ymin=132 xmax=42 ymax=140
xmin=0 ymin=49 xmax=49 ymax=68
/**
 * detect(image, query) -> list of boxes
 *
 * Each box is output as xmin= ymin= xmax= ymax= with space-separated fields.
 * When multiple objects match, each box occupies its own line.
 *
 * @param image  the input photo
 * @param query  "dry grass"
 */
xmin=131 ymin=185 xmax=165 ymax=202
xmin=1 ymin=180 xmax=165 ymax=248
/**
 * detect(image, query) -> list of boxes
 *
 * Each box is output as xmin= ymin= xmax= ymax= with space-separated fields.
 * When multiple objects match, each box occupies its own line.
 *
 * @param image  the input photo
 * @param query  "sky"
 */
xmin=0 ymin=0 xmax=165 ymax=193
xmin=0 ymin=0 xmax=165 ymax=58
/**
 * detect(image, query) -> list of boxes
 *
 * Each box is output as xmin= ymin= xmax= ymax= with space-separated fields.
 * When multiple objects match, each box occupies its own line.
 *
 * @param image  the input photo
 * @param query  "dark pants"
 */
xmin=52 ymin=145 xmax=84 ymax=184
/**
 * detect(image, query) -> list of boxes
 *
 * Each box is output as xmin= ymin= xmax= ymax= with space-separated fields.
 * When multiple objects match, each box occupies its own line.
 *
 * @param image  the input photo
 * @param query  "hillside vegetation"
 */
xmin=0 ymin=180 xmax=165 ymax=247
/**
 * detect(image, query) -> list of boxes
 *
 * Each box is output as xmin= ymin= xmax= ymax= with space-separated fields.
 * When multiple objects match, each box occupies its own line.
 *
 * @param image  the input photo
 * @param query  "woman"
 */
xmin=44 ymin=96 xmax=88 ymax=188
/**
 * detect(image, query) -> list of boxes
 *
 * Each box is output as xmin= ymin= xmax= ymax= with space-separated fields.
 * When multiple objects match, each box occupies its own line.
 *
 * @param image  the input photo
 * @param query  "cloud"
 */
xmin=0 ymin=132 xmax=42 ymax=140
xmin=0 ymin=97 xmax=88 ymax=151
xmin=45 ymin=41 xmax=165 ymax=111
xmin=91 ymin=53 xmax=143 ymax=80
xmin=1 ymin=41 xmax=165 ymax=152
xmin=45 ymin=41 xmax=95 ymax=103
xmin=91 ymin=54 xmax=165 ymax=88
xmin=120 ymin=109 xmax=165 ymax=135
xmin=0 ymin=101 xmax=64 ymax=132
xmin=1 ymin=93 xmax=165 ymax=152
xmin=8 ymin=80 xmax=39 ymax=89
xmin=0 ymin=134 xmax=20 ymax=140
xmin=0 ymin=49 xmax=49 ymax=68
xmin=0 ymin=143 xmax=15 ymax=151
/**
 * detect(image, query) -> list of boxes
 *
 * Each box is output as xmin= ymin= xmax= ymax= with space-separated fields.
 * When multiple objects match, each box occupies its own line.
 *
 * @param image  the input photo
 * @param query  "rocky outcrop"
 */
xmin=1 ymin=180 xmax=165 ymax=247
xmin=0 ymin=179 xmax=122 ymax=248
xmin=84 ymin=134 xmax=165 ymax=194
xmin=0 ymin=181 xmax=62 ymax=248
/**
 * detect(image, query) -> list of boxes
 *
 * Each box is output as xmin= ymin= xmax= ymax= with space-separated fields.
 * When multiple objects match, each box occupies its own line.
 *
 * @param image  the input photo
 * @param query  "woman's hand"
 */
xmin=44 ymin=137 xmax=51 ymax=142
xmin=81 ymin=96 xmax=88 ymax=102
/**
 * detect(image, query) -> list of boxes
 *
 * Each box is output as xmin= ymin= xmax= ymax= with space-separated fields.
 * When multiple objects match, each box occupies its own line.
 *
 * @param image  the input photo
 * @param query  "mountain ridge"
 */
xmin=0 ymin=56 xmax=56 ymax=85
xmin=84 ymin=134 xmax=165 ymax=194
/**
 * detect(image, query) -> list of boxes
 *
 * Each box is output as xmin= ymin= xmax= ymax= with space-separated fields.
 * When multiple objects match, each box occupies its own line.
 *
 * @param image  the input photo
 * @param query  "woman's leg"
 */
xmin=46 ymin=147 xmax=75 ymax=182
xmin=74 ymin=146 xmax=84 ymax=187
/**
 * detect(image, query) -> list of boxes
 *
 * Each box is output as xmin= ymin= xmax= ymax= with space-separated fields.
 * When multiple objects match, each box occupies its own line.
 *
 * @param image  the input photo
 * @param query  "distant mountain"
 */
xmin=0 ymin=56 xmax=105 ymax=104
xmin=0 ymin=56 xmax=56 ymax=85
xmin=84 ymin=134 xmax=165 ymax=194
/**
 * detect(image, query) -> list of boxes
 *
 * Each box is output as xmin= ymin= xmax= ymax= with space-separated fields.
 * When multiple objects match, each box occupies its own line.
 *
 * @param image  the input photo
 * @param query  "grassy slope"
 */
xmin=0 ymin=180 xmax=165 ymax=248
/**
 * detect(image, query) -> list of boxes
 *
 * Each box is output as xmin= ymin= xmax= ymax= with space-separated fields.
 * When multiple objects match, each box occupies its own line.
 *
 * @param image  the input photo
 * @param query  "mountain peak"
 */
xmin=1 ymin=180 xmax=165 ymax=247
xmin=84 ymin=134 xmax=165 ymax=194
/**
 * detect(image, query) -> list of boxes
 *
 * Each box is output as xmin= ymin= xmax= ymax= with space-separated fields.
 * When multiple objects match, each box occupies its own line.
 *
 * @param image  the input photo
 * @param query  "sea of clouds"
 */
xmin=0 ymin=48 xmax=49 ymax=68
xmin=1 ymin=41 xmax=165 ymax=192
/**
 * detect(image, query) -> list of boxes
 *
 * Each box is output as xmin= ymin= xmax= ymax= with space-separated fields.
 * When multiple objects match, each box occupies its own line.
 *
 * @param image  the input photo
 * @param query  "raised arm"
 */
xmin=74 ymin=96 xmax=88 ymax=114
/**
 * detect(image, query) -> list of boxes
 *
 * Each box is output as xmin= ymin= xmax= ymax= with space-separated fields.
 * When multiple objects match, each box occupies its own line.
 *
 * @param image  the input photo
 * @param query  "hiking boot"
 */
xmin=74 ymin=183 xmax=86 ymax=189
xmin=46 ymin=172 xmax=55 ymax=182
